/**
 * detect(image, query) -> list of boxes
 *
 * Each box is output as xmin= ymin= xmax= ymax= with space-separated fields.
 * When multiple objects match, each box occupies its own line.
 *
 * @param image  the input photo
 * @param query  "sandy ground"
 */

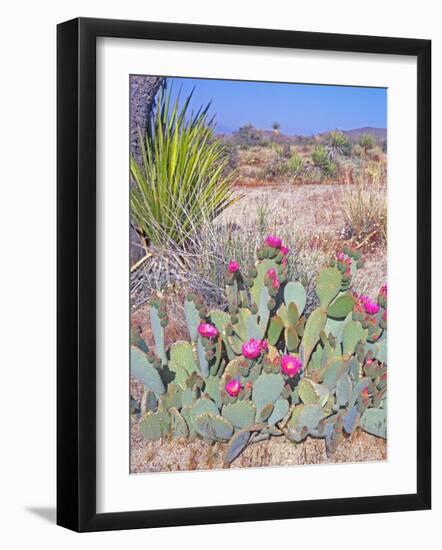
xmin=217 ymin=184 xmax=348 ymax=236
xmin=130 ymin=421 xmax=386 ymax=473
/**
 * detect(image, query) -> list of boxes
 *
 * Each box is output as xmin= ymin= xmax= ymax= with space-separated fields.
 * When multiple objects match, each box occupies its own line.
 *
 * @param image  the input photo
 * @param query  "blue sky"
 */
xmin=167 ymin=77 xmax=387 ymax=136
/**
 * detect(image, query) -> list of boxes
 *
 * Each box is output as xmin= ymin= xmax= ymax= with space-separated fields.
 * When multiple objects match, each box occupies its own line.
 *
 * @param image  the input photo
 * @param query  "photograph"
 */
xmin=129 ymin=75 xmax=388 ymax=473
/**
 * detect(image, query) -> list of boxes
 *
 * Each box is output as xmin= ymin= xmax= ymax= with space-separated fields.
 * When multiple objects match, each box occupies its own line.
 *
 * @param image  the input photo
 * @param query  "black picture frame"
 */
xmin=57 ymin=17 xmax=431 ymax=532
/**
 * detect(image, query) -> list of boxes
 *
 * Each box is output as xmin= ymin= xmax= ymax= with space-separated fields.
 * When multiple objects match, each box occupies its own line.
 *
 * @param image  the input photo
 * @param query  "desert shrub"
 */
xmin=341 ymin=174 xmax=387 ymax=246
xmin=359 ymin=133 xmax=376 ymax=152
xmin=286 ymin=151 xmax=305 ymax=177
xmin=130 ymin=86 xmax=237 ymax=247
xmin=263 ymin=159 xmax=290 ymax=180
xmin=311 ymin=145 xmax=336 ymax=178
xmin=352 ymin=143 xmax=363 ymax=157
xmin=131 ymin=240 xmax=387 ymax=465
xmin=220 ymin=140 xmax=239 ymax=174
xmin=272 ymin=142 xmax=291 ymax=159
xmin=327 ymin=131 xmax=352 ymax=158
xmin=234 ymin=123 xmax=265 ymax=149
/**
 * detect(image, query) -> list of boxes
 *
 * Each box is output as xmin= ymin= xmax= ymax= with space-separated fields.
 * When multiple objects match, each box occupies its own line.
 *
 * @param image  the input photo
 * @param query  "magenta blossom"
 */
xmin=266 ymin=268 xmax=280 ymax=289
xmin=197 ymin=323 xmax=218 ymax=339
xmin=379 ymin=284 xmax=387 ymax=297
xmin=264 ymin=235 xmax=282 ymax=248
xmin=259 ymin=339 xmax=269 ymax=353
xmin=360 ymin=295 xmax=380 ymax=315
xmin=280 ymin=245 xmax=290 ymax=256
xmin=281 ymin=355 xmax=303 ymax=378
xmin=242 ymin=337 xmax=264 ymax=359
xmin=228 ymin=260 xmax=239 ymax=273
xmin=225 ymin=379 xmax=241 ymax=397
xmin=336 ymin=251 xmax=345 ymax=261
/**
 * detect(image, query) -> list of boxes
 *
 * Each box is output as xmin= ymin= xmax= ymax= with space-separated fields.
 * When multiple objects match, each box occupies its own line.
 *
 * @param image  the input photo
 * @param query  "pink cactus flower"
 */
xmin=361 ymin=295 xmax=380 ymax=315
xmin=281 ymin=355 xmax=303 ymax=378
xmin=280 ymin=245 xmax=290 ymax=256
xmin=272 ymin=279 xmax=280 ymax=290
xmin=259 ymin=340 xmax=269 ymax=353
xmin=242 ymin=338 xmax=263 ymax=359
xmin=380 ymin=284 xmax=387 ymax=297
xmin=361 ymin=387 xmax=370 ymax=398
xmin=197 ymin=323 xmax=218 ymax=339
xmin=225 ymin=379 xmax=241 ymax=397
xmin=336 ymin=251 xmax=345 ymax=261
xmin=228 ymin=260 xmax=239 ymax=273
xmin=266 ymin=268 xmax=280 ymax=289
xmin=264 ymin=235 xmax=282 ymax=249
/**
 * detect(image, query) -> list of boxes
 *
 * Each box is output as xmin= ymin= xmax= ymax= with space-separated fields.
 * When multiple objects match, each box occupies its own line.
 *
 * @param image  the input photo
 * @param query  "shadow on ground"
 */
xmin=26 ymin=506 xmax=56 ymax=524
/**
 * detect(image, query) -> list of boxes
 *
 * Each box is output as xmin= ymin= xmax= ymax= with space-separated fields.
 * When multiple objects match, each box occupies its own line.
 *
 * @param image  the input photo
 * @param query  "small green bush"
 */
xmin=286 ymin=152 xmax=305 ymax=177
xmin=359 ymin=133 xmax=376 ymax=151
xmin=311 ymin=145 xmax=336 ymax=178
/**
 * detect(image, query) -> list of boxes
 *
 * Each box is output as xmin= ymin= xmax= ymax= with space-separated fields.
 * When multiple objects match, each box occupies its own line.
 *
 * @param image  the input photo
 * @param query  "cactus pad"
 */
xmin=302 ymin=308 xmax=327 ymax=365
xmin=360 ymin=408 xmax=386 ymax=438
xmin=252 ymin=372 xmax=284 ymax=412
xmin=225 ymin=429 xmax=251 ymax=463
xmin=222 ymin=399 xmax=256 ymax=429
xmin=316 ymin=267 xmax=342 ymax=307
xmin=131 ymin=345 xmax=165 ymax=396
xmin=327 ymin=294 xmax=355 ymax=319
xmin=194 ymin=413 xmax=234 ymax=441
xmin=284 ymin=281 xmax=306 ymax=315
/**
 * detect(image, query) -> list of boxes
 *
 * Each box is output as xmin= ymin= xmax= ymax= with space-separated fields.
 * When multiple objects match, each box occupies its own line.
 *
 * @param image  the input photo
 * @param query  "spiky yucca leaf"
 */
xmin=131 ymin=86 xmax=237 ymax=246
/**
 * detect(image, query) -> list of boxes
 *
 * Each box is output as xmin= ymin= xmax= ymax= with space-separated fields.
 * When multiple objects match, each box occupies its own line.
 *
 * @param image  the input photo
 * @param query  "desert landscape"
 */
xmin=130 ymin=77 xmax=387 ymax=472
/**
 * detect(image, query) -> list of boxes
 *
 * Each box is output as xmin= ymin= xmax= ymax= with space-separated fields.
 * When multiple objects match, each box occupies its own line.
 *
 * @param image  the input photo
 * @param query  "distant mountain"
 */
xmin=215 ymin=124 xmax=235 ymax=135
xmin=216 ymin=124 xmax=387 ymax=142
xmin=341 ymin=127 xmax=386 ymax=141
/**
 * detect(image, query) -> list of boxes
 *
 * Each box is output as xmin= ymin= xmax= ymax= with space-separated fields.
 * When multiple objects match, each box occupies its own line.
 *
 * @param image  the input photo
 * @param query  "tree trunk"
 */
xmin=130 ymin=75 xmax=163 ymax=263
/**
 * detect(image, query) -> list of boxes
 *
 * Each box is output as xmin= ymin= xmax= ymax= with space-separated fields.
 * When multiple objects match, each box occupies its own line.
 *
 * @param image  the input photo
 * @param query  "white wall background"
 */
xmin=0 ymin=0 xmax=439 ymax=547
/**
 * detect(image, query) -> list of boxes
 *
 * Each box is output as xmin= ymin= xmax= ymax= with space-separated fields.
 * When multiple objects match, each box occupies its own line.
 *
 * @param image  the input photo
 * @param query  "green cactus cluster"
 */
xmin=131 ymin=239 xmax=387 ymax=464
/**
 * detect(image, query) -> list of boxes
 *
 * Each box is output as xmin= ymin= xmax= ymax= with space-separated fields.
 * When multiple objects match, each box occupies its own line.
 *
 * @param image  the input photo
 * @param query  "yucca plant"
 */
xmin=286 ymin=151 xmax=305 ymax=177
xmin=311 ymin=145 xmax=336 ymax=179
xmin=131 ymin=85 xmax=237 ymax=248
xmin=359 ymin=133 xmax=376 ymax=152
xmin=327 ymin=130 xmax=351 ymax=158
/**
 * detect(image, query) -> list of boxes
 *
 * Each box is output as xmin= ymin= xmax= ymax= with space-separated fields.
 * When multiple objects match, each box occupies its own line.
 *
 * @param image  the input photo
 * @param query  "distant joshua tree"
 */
xmin=272 ymin=121 xmax=281 ymax=135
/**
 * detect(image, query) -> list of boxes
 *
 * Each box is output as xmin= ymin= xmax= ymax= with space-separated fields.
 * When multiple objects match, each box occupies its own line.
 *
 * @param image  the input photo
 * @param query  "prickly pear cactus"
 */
xmin=131 ymin=239 xmax=388 ymax=464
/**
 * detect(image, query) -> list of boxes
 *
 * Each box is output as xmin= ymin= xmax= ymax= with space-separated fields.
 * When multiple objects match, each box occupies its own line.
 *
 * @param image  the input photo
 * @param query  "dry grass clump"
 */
xmin=339 ymin=165 xmax=387 ymax=248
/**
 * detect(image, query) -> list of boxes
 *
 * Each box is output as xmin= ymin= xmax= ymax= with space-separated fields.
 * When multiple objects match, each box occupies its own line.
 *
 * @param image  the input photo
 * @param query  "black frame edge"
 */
xmin=415 ymin=39 xmax=431 ymax=510
xmin=57 ymin=17 xmax=432 ymax=533
xmin=57 ymin=17 xmax=80 ymax=531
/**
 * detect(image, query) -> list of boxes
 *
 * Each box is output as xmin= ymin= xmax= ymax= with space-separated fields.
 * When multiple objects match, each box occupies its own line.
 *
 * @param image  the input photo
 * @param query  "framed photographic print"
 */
xmin=57 ymin=17 xmax=431 ymax=532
